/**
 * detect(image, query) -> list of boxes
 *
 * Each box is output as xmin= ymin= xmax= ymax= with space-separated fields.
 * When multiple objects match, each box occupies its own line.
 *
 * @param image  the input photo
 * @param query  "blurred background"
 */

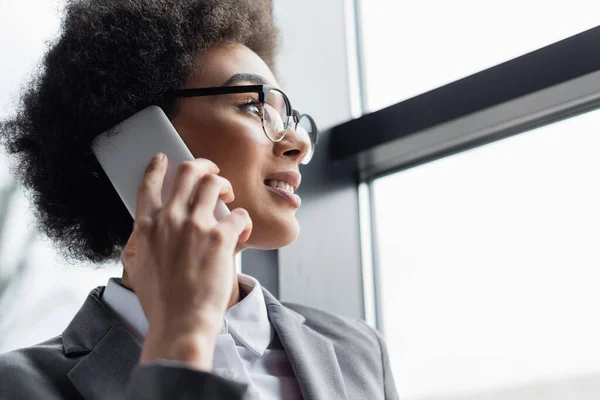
xmin=2 ymin=1 xmax=600 ymax=399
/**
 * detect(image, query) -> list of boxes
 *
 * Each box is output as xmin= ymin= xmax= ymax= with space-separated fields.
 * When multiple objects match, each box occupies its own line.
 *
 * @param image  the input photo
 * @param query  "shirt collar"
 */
xmin=101 ymin=273 xmax=273 ymax=356
xmin=225 ymin=273 xmax=274 ymax=356
xmin=102 ymin=277 xmax=148 ymax=342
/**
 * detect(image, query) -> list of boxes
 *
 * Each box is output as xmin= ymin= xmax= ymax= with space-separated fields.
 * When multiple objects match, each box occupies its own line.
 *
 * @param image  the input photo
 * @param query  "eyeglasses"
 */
xmin=166 ymin=85 xmax=318 ymax=165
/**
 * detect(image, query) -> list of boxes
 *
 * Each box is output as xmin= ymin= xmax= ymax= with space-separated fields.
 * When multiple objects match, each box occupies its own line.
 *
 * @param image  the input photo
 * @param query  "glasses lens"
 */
xmin=297 ymin=115 xmax=315 ymax=165
xmin=263 ymin=90 xmax=290 ymax=142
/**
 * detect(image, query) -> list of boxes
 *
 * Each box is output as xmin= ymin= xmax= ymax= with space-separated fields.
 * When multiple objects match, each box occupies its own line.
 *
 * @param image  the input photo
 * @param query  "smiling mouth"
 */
xmin=263 ymin=180 xmax=301 ymax=208
xmin=264 ymin=179 xmax=295 ymax=194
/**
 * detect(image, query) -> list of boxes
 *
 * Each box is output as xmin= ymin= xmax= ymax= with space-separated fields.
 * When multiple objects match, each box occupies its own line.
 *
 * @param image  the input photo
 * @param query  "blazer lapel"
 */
xmin=262 ymin=288 xmax=348 ymax=400
xmin=64 ymin=286 xmax=349 ymax=400
xmin=62 ymin=287 xmax=141 ymax=400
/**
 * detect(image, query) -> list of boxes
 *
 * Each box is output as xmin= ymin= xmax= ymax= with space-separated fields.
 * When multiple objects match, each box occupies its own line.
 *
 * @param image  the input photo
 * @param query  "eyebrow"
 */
xmin=221 ymin=73 xmax=270 ymax=86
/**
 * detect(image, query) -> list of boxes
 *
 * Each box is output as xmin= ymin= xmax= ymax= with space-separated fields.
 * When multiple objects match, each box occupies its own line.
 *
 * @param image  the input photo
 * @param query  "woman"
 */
xmin=0 ymin=0 xmax=398 ymax=399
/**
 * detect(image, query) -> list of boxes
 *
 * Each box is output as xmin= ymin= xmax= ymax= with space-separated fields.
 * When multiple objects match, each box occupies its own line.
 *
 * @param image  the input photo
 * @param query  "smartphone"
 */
xmin=91 ymin=105 xmax=230 ymax=220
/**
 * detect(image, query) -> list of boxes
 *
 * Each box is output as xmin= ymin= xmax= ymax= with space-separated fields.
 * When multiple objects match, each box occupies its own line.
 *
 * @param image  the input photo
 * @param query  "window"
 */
xmin=372 ymin=109 xmax=600 ymax=399
xmin=0 ymin=0 xmax=119 ymax=353
xmin=359 ymin=0 xmax=599 ymax=112
xmin=0 ymin=0 xmax=61 ymax=118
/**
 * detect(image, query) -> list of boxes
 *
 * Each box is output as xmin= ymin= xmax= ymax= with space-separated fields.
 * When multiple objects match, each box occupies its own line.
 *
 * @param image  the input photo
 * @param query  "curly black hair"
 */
xmin=0 ymin=0 xmax=279 ymax=264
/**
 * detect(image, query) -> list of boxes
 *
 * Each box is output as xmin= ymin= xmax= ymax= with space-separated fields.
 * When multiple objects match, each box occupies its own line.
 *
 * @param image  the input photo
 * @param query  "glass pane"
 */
xmin=372 ymin=109 xmax=600 ymax=399
xmin=360 ymin=1 xmax=599 ymax=111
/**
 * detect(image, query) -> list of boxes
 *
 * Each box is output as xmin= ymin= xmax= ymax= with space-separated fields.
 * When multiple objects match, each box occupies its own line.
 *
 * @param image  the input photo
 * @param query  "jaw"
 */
xmin=244 ymin=201 xmax=300 ymax=249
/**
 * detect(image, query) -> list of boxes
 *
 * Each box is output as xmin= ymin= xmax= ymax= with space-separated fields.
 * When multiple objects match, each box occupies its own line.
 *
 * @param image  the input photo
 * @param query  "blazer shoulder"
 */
xmin=0 ymin=334 xmax=64 ymax=368
xmin=0 ymin=336 xmax=77 ymax=400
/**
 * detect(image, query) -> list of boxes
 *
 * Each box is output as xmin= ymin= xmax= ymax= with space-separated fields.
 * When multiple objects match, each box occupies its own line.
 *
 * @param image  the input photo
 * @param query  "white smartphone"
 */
xmin=91 ymin=105 xmax=230 ymax=220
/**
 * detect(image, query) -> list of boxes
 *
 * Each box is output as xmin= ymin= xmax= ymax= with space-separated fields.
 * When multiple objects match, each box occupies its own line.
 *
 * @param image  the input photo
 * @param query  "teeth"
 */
xmin=266 ymin=180 xmax=294 ymax=193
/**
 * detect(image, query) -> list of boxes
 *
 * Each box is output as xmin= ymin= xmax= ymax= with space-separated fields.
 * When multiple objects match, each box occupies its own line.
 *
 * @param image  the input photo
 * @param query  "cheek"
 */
xmin=182 ymin=116 xmax=268 ymax=166
xmin=224 ymin=151 xmax=265 ymax=204
xmin=175 ymin=110 xmax=272 ymax=205
xmin=218 ymin=135 xmax=268 ymax=181
xmin=206 ymin=130 xmax=270 ymax=206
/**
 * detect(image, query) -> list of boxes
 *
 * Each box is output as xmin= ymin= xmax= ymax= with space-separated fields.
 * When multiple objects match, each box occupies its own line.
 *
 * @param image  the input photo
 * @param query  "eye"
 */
xmin=239 ymin=99 xmax=263 ymax=117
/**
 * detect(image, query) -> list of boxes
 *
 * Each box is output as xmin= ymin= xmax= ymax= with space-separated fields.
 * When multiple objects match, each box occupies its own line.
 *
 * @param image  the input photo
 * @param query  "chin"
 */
xmin=246 ymin=215 xmax=300 ymax=250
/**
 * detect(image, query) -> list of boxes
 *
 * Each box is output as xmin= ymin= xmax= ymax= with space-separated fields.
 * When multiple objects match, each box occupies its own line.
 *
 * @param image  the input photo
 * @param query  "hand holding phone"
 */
xmin=91 ymin=105 xmax=229 ymax=220
xmin=122 ymin=151 xmax=253 ymax=371
xmin=92 ymin=106 xmax=251 ymax=372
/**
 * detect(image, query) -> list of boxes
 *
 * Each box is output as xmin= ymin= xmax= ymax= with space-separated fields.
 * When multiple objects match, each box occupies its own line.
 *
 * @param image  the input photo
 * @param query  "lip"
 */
xmin=264 ymin=171 xmax=302 ymax=192
xmin=264 ymin=184 xmax=302 ymax=208
xmin=263 ymin=171 xmax=302 ymax=209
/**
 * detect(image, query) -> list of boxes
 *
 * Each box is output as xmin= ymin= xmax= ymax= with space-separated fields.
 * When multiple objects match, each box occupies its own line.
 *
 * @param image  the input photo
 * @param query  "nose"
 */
xmin=275 ymin=124 xmax=311 ymax=164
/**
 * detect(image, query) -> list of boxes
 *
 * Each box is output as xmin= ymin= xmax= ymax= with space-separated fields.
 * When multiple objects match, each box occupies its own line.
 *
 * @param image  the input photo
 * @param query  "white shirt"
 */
xmin=102 ymin=274 xmax=303 ymax=400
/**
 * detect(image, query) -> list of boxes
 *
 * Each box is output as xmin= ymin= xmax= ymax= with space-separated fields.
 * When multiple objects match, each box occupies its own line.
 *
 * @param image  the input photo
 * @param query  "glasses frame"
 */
xmin=165 ymin=84 xmax=318 ymax=153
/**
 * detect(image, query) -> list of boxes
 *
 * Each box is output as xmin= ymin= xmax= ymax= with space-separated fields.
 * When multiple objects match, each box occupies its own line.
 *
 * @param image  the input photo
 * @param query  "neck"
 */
xmin=121 ymin=252 xmax=243 ymax=310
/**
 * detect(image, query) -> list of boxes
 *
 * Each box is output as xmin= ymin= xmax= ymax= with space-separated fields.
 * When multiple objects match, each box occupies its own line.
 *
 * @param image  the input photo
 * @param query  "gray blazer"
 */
xmin=0 ymin=286 xmax=399 ymax=400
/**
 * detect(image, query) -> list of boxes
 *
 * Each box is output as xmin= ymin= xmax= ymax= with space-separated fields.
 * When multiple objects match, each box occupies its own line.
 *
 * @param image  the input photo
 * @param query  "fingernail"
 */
xmin=153 ymin=153 xmax=165 ymax=162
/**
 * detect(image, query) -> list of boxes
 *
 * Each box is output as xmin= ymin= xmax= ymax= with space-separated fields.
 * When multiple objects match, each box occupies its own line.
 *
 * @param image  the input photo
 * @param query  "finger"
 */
xmin=189 ymin=174 xmax=235 ymax=220
xmin=218 ymin=208 xmax=253 ymax=244
xmin=120 ymin=230 xmax=138 ymax=269
xmin=166 ymin=159 xmax=220 ymax=209
xmin=136 ymin=153 xmax=168 ymax=220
